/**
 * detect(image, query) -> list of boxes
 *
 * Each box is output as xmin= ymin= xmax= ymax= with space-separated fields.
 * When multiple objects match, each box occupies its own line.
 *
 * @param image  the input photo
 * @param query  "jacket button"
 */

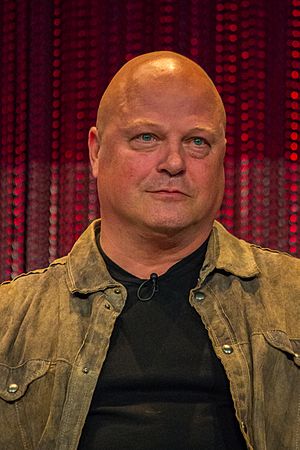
xmin=7 ymin=383 xmax=19 ymax=393
xmin=195 ymin=291 xmax=205 ymax=301
xmin=104 ymin=302 xmax=111 ymax=310
xmin=222 ymin=344 xmax=233 ymax=354
xmin=114 ymin=288 xmax=121 ymax=294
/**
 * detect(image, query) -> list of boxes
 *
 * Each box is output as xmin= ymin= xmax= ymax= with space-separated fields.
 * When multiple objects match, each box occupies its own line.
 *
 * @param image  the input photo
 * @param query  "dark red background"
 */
xmin=1 ymin=0 xmax=300 ymax=281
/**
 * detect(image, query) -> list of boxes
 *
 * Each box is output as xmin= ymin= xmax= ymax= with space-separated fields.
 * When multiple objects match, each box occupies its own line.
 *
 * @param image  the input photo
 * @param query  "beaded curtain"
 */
xmin=1 ymin=0 xmax=299 ymax=281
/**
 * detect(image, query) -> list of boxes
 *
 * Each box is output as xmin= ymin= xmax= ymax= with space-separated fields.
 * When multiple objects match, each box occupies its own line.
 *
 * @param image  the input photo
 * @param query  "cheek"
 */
xmin=98 ymin=158 xmax=146 ymax=199
xmin=190 ymin=160 xmax=224 ymax=193
xmin=117 ymin=154 xmax=155 ymax=185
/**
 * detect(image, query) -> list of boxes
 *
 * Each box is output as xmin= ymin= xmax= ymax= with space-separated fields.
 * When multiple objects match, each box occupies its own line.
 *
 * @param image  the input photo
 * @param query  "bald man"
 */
xmin=0 ymin=52 xmax=299 ymax=450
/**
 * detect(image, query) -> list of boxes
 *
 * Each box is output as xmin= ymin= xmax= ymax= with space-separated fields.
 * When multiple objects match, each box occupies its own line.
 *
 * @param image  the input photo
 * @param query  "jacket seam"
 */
xmin=15 ymin=401 xmax=30 ymax=450
xmin=296 ymin=389 xmax=300 ymax=450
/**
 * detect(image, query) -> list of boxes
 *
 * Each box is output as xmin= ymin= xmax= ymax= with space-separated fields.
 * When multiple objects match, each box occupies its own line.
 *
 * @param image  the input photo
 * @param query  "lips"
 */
xmin=153 ymin=189 xmax=184 ymax=194
xmin=147 ymin=189 xmax=188 ymax=199
xmin=147 ymin=187 xmax=188 ymax=194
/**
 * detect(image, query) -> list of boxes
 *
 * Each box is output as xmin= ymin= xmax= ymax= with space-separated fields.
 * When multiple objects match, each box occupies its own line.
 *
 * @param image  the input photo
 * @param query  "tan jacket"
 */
xmin=0 ymin=220 xmax=299 ymax=450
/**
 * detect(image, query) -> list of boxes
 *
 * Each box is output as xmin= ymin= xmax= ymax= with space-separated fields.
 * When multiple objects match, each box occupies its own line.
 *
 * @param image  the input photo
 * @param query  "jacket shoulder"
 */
xmin=212 ymin=221 xmax=300 ymax=286
xmin=0 ymin=256 xmax=68 ymax=297
xmin=248 ymin=242 xmax=300 ymax=271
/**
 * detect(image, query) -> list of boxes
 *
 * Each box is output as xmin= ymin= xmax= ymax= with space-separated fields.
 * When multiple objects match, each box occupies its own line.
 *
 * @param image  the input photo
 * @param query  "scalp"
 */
xmin=96 ymin=51 xmax=226 ymax=136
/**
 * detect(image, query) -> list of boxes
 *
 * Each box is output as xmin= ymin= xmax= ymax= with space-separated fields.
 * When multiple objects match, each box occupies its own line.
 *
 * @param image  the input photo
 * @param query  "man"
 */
xmin=0 ymin=52 xmax=299 ymax=450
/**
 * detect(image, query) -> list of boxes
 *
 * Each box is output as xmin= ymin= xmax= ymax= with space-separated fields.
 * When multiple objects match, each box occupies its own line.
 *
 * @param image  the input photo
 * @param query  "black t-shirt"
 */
xmin=78 ymin=242 xmax=247 ymax=450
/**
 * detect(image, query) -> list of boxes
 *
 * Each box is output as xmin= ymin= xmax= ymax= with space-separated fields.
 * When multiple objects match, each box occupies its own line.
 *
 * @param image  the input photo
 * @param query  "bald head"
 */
xmin=96 ymin=51 xmax=226 ymax=136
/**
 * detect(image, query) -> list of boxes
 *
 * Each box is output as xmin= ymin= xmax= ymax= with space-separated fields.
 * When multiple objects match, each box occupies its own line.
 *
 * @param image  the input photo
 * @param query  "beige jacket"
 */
xmin=0 ymin=220 xmax=299 ymax=449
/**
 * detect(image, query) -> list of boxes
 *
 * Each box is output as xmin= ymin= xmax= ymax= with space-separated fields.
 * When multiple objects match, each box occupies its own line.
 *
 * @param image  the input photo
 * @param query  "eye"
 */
xmin=185 ymin=136 xmax=211 ymax=159
xmin=129 ymin=132 xmax=159 ymax=151
xmin=192 ymin=137 xmax=207 ymax=146
xmin=135 ymin=133 xmax=156 ymax=142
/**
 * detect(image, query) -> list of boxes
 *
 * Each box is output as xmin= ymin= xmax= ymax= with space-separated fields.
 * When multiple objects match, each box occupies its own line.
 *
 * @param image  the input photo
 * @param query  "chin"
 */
xmin=141 ymin=209 xmax=215 ymax=237
xmin=143 ymin=218 xmax=198 ymax=236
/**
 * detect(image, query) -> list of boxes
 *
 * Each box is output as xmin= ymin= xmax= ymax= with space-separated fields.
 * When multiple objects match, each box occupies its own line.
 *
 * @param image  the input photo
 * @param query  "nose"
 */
xmin=156 ymin=141 xmax=186 ymax=176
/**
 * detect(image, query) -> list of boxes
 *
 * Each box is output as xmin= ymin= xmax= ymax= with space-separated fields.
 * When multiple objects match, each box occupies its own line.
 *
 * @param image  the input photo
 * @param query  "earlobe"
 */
xmin=88 ymin=126 xmax=101 ymax=178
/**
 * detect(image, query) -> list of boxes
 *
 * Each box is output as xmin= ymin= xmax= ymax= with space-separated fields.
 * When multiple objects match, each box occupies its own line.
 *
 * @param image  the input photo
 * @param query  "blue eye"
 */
xmin=130 ymin=132 xmax=158 ymax=150
xmin=138 ymin=133 xmax=154 ymax=141
xmin=193 ymin=137 xmax=205 ymax=146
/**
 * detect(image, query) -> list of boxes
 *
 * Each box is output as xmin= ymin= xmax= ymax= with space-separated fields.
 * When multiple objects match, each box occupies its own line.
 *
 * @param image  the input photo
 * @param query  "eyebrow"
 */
xmin=119 ymin=121 xmax=220 ymax=135
xmin=119 ymin=120 xmax=161 ymax=131
xmin=185 ymin=126 xmax=220 ymax=135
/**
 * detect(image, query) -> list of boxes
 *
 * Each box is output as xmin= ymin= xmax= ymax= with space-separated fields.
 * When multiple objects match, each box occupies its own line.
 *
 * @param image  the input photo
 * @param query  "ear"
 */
xmin=88 ymin=126 xmax=101 ymax=178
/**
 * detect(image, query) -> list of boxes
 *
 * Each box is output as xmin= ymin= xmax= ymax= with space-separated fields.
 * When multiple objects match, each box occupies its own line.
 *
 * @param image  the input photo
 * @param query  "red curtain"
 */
xmin=1 ymin=0 xmax=300 ymax=281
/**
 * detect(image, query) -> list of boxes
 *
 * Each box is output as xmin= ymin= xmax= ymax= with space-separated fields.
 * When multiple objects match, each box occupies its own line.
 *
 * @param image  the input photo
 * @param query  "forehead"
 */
xmin=114 ymin=75 xmax=223 ymax=129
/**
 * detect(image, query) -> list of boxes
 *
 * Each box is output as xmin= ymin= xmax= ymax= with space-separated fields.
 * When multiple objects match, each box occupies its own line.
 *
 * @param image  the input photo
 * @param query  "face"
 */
xmin=89 ymin=74 xmax=226 ymax=239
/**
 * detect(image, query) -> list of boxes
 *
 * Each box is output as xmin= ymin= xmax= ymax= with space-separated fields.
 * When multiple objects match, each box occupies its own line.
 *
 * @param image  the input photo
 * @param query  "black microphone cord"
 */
xmin=137 ymin=273 xmax=158 ymax=301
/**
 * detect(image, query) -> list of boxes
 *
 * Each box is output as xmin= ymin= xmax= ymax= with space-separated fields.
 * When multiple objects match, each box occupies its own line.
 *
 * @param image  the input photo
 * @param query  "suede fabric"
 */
xmin=0 ymin=220 xmax=299 ymax=450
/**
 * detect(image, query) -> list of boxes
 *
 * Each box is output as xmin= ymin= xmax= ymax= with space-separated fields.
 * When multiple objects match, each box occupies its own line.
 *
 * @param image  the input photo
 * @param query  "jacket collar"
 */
xmin=204 ymin=220 xmax=259 ymax=278
xmin=66 ymin=219 xmax=120 ymax=294
xmin=65 ymin=219 xmax=259 ymax=294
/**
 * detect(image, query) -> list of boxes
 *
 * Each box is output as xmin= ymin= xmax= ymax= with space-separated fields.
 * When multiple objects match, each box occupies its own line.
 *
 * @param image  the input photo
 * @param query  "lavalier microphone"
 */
xmin=137 ymin=272 xmax=158 ymax=301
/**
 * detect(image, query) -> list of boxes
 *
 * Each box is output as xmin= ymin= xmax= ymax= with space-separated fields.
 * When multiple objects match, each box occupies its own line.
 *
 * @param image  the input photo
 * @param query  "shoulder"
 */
xmin=212 ymin=220 xmax=300 ymax=302
xmin=247 ymin=242 xmax=300 ymax=298
xmin=249 ymin=241 xmax=300 ymax=270
xmin=0 ymin=256 xmax=68 ymax=305
xmin=213 ymin=220 xmax=300 ymax=274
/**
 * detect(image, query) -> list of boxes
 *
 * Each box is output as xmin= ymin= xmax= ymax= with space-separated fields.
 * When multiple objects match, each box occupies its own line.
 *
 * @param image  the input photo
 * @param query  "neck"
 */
xmin=99 ymin=219 xmax=212 ymax=278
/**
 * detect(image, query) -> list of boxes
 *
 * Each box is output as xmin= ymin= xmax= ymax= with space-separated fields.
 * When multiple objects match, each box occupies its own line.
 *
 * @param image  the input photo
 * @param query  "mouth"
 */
xmin=147 ymin=189 xmax=188 ymax=199
xmin=153 ymin=189 xmax=183 ymax=193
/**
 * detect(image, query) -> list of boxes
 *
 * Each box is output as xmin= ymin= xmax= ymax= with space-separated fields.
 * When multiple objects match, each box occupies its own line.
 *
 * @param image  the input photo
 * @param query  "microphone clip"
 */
xmin=137 ymin=273 xmax=158 ymax=302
